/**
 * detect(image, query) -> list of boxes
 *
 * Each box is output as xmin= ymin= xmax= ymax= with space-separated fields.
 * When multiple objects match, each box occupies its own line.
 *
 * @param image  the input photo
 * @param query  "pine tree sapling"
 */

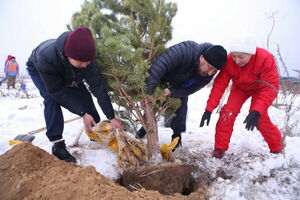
xmin=70 ymin=0 xmax=178 ymax=161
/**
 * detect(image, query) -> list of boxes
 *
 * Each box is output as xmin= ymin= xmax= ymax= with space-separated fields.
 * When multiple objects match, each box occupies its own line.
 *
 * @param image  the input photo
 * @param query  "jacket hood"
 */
xmin=55 ymin=31 xmax=71 ymax=60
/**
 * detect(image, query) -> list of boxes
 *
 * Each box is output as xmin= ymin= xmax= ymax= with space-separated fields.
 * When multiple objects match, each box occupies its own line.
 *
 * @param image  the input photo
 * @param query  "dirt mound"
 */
xmin=0 ymin=143 xmax=206 ymax=200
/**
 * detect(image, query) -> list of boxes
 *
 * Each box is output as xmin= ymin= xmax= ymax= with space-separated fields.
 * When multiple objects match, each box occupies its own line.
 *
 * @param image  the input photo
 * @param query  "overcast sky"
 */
xmin=0 ymin=0 xmax=299 ymax=76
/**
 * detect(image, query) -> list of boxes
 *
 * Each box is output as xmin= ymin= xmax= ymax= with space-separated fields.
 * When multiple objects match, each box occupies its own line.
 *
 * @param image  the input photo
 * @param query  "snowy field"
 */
xmin=0 ymin=80 xmax=299 ymax=200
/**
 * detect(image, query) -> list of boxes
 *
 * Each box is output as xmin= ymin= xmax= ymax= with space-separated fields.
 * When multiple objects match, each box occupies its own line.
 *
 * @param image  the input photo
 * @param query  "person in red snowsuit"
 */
xmin=200 ymin=38 xmax=282 ymax=158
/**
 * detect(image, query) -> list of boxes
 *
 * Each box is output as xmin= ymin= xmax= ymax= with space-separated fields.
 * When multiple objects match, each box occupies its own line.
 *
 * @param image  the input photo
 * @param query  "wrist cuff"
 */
xmin=79 ymin=112 xmax=86 ymax=117
xmin=107 ymin=115 xmax=115 ymax=120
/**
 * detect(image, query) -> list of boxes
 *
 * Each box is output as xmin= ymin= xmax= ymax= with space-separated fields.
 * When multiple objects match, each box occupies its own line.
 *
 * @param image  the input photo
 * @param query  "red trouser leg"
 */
xmin=215 ymin=86 xmax=249 ymax=150
xmin=250 ymin=94 xmax=282 ymax=151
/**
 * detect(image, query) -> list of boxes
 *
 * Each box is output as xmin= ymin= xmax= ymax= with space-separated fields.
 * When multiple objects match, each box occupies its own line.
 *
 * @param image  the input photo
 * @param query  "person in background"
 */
xmin=136 ymin=41 xmax=227 ymax=149
xmin=5 ymin=56 xmax=19 ymax=89
xmin=20 ymin=80 xmax=26 ymax=91
xmin=0 ymin=55 xmax=12 ymax=86
xmin=200 ymin=37 xmax=282 ymax=158
xmin=5 ymin=55 xmax=12 ymax=66
xmin=26 ymin=27 xmax=123 ymax=163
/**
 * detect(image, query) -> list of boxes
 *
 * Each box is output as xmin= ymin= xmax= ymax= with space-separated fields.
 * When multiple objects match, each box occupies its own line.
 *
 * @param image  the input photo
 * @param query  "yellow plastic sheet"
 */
xmin=160 ymin=137 xmax=179 ymax=160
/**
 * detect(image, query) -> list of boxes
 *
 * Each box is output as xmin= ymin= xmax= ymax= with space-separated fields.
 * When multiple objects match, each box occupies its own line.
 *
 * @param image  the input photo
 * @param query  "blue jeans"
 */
xmin=27 ymin=63 xmax=100 ymax=141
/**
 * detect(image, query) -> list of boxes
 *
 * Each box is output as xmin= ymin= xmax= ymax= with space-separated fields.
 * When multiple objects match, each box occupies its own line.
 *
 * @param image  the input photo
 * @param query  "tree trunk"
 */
xmin=144 ymin=101 xmax=160 ymax=162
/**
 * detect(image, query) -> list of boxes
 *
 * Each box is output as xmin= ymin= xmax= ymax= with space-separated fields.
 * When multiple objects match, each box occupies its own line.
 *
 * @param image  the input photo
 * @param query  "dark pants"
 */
xmin=27 ymin=64 xmax=100 ymax=141
xmin=170 ymin=96 xmax=188 ymax=136
xmin=138 ymin=96 xmax=188 ymax=138
xmin=7 ymin=75 xmax=16 ymax=89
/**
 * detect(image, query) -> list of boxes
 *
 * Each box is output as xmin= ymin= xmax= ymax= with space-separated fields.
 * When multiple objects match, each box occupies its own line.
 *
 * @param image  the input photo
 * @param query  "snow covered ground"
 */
xmin=0 ymin=80 xmax=299 ymax=200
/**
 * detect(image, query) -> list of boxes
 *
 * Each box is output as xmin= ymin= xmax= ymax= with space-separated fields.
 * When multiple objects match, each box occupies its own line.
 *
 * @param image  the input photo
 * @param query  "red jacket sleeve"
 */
xmin=205 ymin=63 xmax=231 ymax=112
xmin=250 ymin=54 xmax=279 ymax=114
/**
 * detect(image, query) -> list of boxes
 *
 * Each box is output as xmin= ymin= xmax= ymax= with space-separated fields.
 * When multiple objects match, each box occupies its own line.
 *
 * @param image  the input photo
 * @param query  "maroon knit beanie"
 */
xmin=64 ymin=27 xmax=96 ymax=61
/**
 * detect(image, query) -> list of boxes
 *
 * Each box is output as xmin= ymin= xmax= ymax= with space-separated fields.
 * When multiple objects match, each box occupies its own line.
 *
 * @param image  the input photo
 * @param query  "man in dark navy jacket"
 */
xmin=136 ymin=41 xmax=227 ymax=149
xmin=27 ymin=27 xmax=123 ymax=163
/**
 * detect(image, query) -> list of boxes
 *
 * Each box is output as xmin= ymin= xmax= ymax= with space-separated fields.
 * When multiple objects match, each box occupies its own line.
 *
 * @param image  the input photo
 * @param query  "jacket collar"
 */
xmin=55 ymin=31 xmax=70 ymax=62
xmin=55 ymin=31 xmax=75 ymax=69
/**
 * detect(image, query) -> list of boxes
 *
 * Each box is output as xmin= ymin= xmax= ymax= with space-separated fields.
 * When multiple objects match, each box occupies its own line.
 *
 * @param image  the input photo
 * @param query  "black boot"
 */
xmin=135 ymin=127 xmax=147 ymax=139
xmin=171 ymin=132 xmax=182 ymax=151
xmin=52 ymin=140 xmax=76 ymax=163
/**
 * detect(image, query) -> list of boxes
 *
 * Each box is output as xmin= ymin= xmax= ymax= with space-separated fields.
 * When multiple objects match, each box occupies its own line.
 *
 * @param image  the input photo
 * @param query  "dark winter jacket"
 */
xmin=146 ymin=41 xmax=214 ymax=98
xmin=26 ymin=31 xmax=115 ymax=119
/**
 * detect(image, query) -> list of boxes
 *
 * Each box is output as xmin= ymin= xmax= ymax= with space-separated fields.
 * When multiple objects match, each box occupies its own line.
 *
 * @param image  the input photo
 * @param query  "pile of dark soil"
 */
xmin=0 ymin=143 xmax=208 ymax=200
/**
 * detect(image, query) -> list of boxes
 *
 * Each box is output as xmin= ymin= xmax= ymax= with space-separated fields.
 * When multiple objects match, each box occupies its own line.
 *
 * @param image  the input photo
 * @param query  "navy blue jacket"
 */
xmin=27 ymin=31 xmax=115 ymax=119
xmin=146 ymin=41 xmax=214 ymax=98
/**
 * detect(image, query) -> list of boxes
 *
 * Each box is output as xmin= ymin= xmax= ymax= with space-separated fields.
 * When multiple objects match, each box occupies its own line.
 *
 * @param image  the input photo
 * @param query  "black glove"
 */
xmin=200 ymin=110 xmax=212 ymax=127
xmin=243 ymin=111 xmax=261 ymax=131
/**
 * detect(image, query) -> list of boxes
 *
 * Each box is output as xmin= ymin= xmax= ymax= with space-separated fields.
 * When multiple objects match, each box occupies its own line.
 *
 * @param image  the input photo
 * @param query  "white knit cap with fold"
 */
xmin=230 ymin=37 xmax=257 ymax=55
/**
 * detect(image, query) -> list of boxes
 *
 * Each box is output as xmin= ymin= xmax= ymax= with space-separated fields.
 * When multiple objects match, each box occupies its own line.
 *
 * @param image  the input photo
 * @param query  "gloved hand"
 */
xmin=199 ymin=110 xmax=212 ymax=127
xmin=243 ymin=110 xmax=261 ymax=131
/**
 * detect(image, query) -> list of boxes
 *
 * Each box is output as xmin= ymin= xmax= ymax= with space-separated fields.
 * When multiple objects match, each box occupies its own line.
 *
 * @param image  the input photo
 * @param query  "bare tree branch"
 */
xmin=266 ymin=11 xmax=279 ymax=51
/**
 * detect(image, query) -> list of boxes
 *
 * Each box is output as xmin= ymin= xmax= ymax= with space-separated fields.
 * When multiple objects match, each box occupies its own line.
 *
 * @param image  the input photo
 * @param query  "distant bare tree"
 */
xmin=274 ymin=45 xmax=300 ymax=138
xmin=265 ymin=12 xmax=300 ymax=152
xmin=266 ymin=11 xmax=278 ymax=51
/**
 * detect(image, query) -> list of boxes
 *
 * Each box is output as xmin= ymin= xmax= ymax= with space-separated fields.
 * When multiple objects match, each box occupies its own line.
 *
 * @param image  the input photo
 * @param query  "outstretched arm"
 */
xmin=205 ymin=65 xmax=231 ymax=112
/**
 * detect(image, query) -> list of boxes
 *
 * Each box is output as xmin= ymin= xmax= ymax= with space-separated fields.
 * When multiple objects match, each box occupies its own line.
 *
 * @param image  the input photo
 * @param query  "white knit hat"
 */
xmin=230 ymin=37 xmax=257 ymax=55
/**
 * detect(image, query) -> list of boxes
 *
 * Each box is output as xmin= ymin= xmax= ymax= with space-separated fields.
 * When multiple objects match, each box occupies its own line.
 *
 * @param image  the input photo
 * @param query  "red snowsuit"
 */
xmin=205 ymin=48 xmax=282 ymax=152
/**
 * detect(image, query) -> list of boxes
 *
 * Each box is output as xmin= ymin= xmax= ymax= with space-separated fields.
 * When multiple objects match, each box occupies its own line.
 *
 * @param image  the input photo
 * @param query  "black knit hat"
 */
xmin=202 ymin=45 xmax=227 ymax=70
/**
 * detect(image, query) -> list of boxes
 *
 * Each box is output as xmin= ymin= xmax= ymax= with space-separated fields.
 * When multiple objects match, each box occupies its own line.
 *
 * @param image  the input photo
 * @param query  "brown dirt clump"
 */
xmin=0 ymin=143 xmax=207 ymax=200
xmin=121 ymin=163 xmax=194 ymax=195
